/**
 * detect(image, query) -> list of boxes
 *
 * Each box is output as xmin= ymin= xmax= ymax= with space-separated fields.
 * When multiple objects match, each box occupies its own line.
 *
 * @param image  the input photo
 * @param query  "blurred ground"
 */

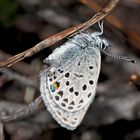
xmin=0 ymin=0 xmax=140 ymax=140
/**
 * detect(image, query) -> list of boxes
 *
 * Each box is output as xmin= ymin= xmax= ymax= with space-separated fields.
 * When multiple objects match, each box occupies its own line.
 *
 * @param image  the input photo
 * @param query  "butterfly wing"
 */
xmin=40 ymin=38 xmax=101 ymax=130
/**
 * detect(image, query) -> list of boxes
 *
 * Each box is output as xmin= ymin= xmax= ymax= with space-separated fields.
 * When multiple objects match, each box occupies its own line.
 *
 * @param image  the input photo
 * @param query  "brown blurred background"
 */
xmin=0 ymin=0 xmax=140 ymax=140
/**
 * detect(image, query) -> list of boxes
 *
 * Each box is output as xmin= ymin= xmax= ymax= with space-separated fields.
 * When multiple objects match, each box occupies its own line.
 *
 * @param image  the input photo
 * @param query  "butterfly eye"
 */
xmin=102 ymin=42 xmax=106 ymax=49
xmin=101 ymin=39 xmax=109 ymax=51
xmin=100 ymin=41 xmax=108 ymax=51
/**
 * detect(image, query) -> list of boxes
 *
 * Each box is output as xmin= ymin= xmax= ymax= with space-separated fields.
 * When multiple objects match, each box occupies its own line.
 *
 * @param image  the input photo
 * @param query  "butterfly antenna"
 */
xmin=67 ymin=37 xmax=82 ymax=46
xmin=75 ymin=26 xmax=91 ymax=42
xmin=102 ymin=50 xmax=136 ymax=64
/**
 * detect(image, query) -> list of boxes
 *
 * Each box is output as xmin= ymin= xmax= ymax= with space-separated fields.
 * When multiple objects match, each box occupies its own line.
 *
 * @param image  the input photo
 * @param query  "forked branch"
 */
xmin=0 ymin=0 xmax=120 ymax=69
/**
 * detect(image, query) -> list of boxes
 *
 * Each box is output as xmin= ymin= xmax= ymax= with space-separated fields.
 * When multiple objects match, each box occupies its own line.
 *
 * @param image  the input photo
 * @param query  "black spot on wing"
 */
xmin=88 ymin=92 xmax=92 ymax=98
xmin=55 ymin=96 xmax=59 ymax=101
xmin=79 ymin=99 xmax=83 ymax=104
xmin=63 ymin=98 xmax=68 ymax=103
xmin=61 ymin=103 xmax=66 ymax=107
xmin=89 ymin=66 xmax=93 ymax=69
xmin=58 ymin=69 xmax=64 ymax=73
xmin=69 ymin=87 xmax=74 ymax=93
xmin=65 ymin=72 xmax=70 ymax=78
xmin=66 ymin=81 xmax=70 ymax=86
xmin=82 ymin=84 xmax=87 ymax=91
xmin=74 ymin=73 xmax=84 ymax=78
xmin=89 ymin=80 xmax=94 ymax=85
xmin=74 ymin=91 xmax=79 ymax=96
xmin=57 ymin=91 xmax=63 ymax=97
xmin=70 ymin=101 xmax=75 ymax=105
xmin=68 ymin=106 xmax=73 ymax=110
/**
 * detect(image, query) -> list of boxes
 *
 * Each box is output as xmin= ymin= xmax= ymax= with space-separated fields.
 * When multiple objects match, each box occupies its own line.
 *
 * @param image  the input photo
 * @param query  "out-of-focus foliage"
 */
xmin=0 ymin=0 xmax=18 ymax=27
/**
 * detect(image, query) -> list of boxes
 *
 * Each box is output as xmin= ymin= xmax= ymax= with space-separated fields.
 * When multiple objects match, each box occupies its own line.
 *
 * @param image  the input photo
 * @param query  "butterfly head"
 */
xmin=90 ymin=32 xmax=136 ymax=63
xmin=90 ymin=33 xmax=110 ymax=52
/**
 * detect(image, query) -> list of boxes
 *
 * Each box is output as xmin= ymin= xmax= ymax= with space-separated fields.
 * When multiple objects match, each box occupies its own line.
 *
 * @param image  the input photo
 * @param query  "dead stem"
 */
xmin=0 ymin=50 xmax=35 ymax=76
xmin=1 ymin=96 xmax=43 ymax=122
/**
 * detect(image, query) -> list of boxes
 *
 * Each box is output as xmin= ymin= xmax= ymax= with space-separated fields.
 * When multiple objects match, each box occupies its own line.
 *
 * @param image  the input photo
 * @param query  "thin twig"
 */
xmin=0 ymin=0 xmax=120 ymax=69
xmin=1 ymin=96 xmax=43 ymax=122
xmin=0 ymin=50 xmax=34 ymax=76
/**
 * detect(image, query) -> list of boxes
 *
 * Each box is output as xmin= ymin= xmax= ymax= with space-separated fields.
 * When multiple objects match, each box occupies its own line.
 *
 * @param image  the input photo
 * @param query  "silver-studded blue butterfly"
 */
xmin=40 ymin=22 xmax=135 ymax=130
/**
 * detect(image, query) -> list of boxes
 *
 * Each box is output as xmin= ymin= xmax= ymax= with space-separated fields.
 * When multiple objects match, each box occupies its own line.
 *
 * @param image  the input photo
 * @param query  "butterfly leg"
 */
xmin=92 ymin=21 xmax=104 ymax=37
xmin=85 ymin=29 xmax=91 ymax=36
xmin=67 ymin=37 xmax=83 ymax=46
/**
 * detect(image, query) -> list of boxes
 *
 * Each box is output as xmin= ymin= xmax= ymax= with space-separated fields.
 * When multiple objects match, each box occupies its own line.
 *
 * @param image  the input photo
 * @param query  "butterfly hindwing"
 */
xmin=40 ymin=43 xmax=101 ymax=130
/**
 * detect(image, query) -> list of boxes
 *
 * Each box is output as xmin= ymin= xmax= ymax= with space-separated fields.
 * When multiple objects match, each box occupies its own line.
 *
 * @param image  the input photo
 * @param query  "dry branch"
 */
xmin=0 ymin=0 xmax=120 ymax=69
xmin=0 ymin=50 xmax=34 ymax=76
xmin=1 ymin=96 xmax=43 ymax=122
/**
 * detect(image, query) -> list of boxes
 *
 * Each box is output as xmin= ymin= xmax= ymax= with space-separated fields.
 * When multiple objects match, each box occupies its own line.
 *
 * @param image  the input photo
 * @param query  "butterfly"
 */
xmin=40 ymin=21 xmax=135 ymax=130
